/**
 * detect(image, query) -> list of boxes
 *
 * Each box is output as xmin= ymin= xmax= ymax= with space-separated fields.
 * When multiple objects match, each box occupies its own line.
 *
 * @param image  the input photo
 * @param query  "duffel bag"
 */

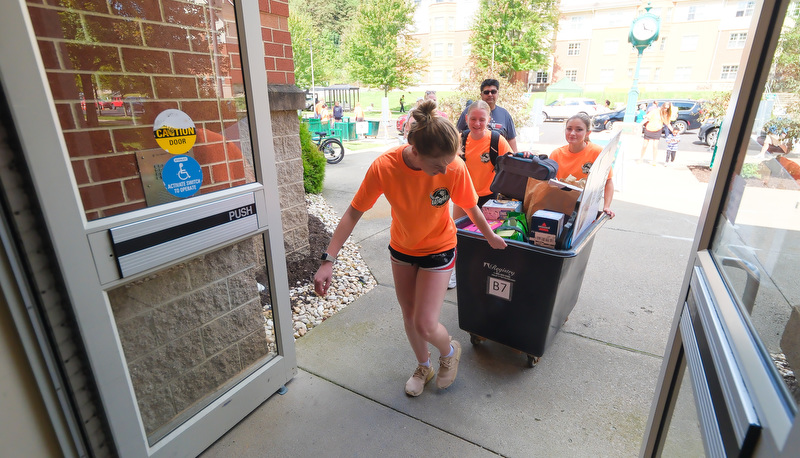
xmin=490 ymin=153 xmax=558 ymax=201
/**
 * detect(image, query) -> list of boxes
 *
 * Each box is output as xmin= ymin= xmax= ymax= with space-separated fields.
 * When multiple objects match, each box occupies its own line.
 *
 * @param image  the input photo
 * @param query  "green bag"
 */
xmin=494 ymin=212 xmax=528 ymax=242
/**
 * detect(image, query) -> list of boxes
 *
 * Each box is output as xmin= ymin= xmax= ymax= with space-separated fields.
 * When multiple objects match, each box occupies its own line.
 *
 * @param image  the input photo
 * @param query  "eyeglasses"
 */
xmin=482 ymin=90 xmax=498 ymax=95
xmin=425 ymin=90 xmax=436 ymax=95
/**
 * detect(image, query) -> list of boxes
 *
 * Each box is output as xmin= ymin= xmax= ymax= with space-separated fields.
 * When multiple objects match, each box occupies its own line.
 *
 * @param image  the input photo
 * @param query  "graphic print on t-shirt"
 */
xmin=581 ymin=161 xmax=593 ymax=175
xmin=430 ymin=187 xmax=451 ymax=207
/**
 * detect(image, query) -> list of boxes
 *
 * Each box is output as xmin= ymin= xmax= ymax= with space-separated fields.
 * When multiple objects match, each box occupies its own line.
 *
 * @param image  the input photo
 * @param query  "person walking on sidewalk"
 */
xmin=399 ymin=94 xmax=405 ymax=113
xmin=314 ymin=100 xmax=507 ymax=397
xmin=664 ymin=125 xmax=680 ymax=164
xmin=639 ymin=102 xmax=672 ymax=165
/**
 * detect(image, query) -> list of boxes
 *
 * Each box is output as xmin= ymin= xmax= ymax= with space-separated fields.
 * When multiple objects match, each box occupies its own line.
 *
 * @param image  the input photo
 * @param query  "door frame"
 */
xmin=0 ymin=1 xmax=296 ymax=456
xmin=641 ymin=1 xmax=797 ymax=455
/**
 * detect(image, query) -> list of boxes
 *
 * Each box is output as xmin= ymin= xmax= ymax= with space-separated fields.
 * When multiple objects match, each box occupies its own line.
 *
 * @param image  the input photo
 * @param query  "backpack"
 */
xmin=461 ymin=130 xmax=501 ymax=166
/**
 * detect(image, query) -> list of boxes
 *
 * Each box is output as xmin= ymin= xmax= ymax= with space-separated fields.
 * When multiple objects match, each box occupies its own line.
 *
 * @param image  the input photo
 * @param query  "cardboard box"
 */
xmin=481 ymin=199 xmax=522 ymax=221
xmin=530 ymin=210 xmax=565 ymax=248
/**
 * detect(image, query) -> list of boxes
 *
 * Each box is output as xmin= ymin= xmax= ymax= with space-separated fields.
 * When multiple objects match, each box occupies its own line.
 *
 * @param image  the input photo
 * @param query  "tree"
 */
xmin=289 ymin=12 xmax=337 ymax=88
xmin=343 ymin=0 xmax=425 ymax=97
xmin=289 ymin=0 xmax=359 ymax=84
xmin=769 ymin=14 xmax=800 ymax=93
xmin=469 ymin=0 xmax=559 ymax=80
xmin=438 ymin=68 xmax=531 ymax=129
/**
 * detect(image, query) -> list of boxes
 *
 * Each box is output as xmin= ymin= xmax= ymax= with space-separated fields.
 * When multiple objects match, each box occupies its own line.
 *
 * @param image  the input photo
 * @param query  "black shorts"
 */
xmin=388 ymin=246 xmax=456 ymax=271
xmin=643 ymin=129 xmax=661 ymax=140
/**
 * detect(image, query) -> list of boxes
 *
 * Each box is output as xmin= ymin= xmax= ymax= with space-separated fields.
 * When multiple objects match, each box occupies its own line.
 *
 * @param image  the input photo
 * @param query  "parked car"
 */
xmin=590 ymin=99 xmax=704 ymax=134
xmin=697 ymin=120 xmax=720 ymax=147
xmin=396 ymin=114 xmax=408 ymax=132
xmin=305 ymin=92 xmax=314 ymax=111
xmin=123 ymin=96 xmax=147 ymax=116
xmin=541 ymin=98 xmax=599 ymax=121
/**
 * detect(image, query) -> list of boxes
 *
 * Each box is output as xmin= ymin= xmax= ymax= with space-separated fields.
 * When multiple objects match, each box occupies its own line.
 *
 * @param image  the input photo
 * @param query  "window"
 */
xmin=680 ymin=35 xmax=699 ymax=51
xmin=604 ymin=40 xmax=619 ymax=55
xmin=640 ymin=67 xmax=651 ymax=81
xmin=599 ymin=69 xmax=614 ymax=83
xmin=565 ymin=70 xmax=577 ymax=82
xmin=432 ymin=43 xmax=443 ymax=58
xmin=675 ymin=66 xmax=692 ymax=80
xmin=447 ymin=17 xmax=455 ymax=31
xmin=414 ymin=46 xmax=422 ymax=58
xmin=433 ymin=70 xmax=444 ymax=83
xmin=433 ymin=17 xmax=444 ymax=32
xmin=660 ymin=36 xmax=667 ymax=51
xmin=728 ymin=32 xmax=747 ymax=48
xmin=568 ymin=43 xmax=581 ymax=56
xmin=569 ymin=16 xmax=584 ymax=31
xmin=721 ymin=65 xmax=739 ymax=80
xmin=735 ymin=1 xmax=755 ymax=17
xmin=462 ymin=42 xmax=471 ymax=56
xmin=687 ymin=6 xmax=696 ymax=20
xmin=535 ymin=71 xmax=548 ymax=84
xmin=654 ymin=67 xmax=661 ymax=81
xmin=447 ymin=43 xmax=453 ymax=57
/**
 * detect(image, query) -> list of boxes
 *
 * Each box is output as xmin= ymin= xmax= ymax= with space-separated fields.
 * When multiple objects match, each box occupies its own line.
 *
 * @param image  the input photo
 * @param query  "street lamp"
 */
xmin=624 ymin=5 xmax=660 ymax=122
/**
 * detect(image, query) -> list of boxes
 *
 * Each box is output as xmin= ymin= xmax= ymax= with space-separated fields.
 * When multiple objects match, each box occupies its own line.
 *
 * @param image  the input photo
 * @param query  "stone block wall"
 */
xmin=108 ymin=236 xmax=275 ymax=438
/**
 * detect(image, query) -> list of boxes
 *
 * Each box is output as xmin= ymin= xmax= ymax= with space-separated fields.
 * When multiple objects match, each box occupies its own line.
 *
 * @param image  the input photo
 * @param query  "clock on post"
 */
xmin=629 ymin=7 xmax=660 ymax=50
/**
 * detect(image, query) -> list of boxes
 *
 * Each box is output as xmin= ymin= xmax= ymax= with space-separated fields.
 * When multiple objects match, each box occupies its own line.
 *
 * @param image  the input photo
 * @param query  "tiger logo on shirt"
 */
xmin=581 ymin=161 xmax=593 ymax=175
xmin=480 ymin=152 xmax=491 ymax=163
xmin=430 ymin=187 xmax=450 ymax=207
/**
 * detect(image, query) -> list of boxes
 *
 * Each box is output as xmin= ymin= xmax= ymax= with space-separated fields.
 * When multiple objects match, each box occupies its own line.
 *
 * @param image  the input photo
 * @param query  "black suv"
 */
xmin=591 ymin=99 xmax=704 ymax=134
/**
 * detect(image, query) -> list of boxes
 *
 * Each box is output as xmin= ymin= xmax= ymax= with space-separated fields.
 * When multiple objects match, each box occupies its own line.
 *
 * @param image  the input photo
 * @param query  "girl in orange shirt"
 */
xmin=314 ymin=100 xmax=506 ymax=397
xmin=549 ymin=113 xmax=615 ymax=218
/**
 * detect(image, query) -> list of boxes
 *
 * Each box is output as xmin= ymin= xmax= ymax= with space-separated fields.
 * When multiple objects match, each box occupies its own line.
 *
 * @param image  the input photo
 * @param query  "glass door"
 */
xmin=643 ymin=1 xmax=800 ymax=456
xmin=0 ymin=0 xmax=295 ymax=456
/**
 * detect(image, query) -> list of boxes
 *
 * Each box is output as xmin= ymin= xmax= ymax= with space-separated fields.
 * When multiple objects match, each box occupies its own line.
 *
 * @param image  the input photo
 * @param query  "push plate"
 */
xmin=109 ymin=193 xmax=258 ymax=278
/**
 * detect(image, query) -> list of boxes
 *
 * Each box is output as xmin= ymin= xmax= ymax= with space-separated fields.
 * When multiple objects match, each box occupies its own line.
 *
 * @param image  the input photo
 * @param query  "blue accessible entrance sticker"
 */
xmin=162 ymin=155 xmax=203 ymax=198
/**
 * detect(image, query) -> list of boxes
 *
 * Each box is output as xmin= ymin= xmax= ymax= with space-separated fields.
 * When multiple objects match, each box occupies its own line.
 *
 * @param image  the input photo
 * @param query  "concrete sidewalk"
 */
xmin=202 ymin=136 xmax=709 ymax=457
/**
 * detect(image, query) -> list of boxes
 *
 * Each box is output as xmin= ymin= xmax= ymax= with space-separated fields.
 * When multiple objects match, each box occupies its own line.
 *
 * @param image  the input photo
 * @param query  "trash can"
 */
xmin=366 ymin=120 xmax=380 ymax=137
xmin=455 ymin=214 xmax=608 ymax=367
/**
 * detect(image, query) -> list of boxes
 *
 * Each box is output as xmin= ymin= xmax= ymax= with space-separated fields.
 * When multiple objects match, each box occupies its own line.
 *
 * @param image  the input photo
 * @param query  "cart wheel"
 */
xmin=526 ymin=355 xmax=540 ymax=368
xmin=470 ymin=334 xmax=485 ymax=345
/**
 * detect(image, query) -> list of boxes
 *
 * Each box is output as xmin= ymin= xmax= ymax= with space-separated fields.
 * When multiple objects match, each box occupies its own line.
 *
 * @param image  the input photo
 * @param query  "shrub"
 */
xmin=300 ymin=122 xmax=326 ymax=193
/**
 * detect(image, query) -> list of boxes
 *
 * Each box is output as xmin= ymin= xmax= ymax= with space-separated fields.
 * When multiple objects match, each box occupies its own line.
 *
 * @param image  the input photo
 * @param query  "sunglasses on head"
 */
xmin=482 ymin=89 xmax=498 ymax=95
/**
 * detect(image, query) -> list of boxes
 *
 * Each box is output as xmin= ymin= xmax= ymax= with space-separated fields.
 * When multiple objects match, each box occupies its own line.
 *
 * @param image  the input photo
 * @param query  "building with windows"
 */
xmin=553 ymin=0 xmax=762 ymax=93
xmin=408 ymin=0 xmax=480 ymax=89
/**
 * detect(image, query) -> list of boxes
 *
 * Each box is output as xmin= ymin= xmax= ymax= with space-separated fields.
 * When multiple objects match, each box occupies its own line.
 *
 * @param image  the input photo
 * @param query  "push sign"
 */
xmin=153 ymin=109 xmax=197 ymax=155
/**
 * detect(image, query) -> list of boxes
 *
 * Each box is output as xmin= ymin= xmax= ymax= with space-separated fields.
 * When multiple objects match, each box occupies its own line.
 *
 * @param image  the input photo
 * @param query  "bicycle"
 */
xmin=313 ymin=131 xmax=345 ymax=164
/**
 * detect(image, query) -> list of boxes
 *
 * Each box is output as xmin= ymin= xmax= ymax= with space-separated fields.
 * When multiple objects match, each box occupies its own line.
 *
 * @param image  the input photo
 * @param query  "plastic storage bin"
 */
xmin=455 ymin=214 xmax=608 ymax=367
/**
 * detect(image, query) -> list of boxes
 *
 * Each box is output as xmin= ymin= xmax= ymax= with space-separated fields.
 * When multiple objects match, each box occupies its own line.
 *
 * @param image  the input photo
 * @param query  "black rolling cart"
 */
xmin=454 ymin=214 xmax=608 ymax=367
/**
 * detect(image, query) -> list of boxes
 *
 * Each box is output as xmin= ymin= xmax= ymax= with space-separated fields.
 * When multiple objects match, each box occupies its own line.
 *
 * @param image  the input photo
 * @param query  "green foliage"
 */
xmin=740 ymin=163 xmax=760 ymax=179
xmin=343 ymin=0 xmax=425 ymax=96
xmin=299 ymin=122 xmax=326 ymax=194
xmin=699 ymin=92 xmax=731 ymax=122
xmin=438 ymin=69 xmax=531 ymax=128
xmin=769 ymin=14 xmax=800 ymax=93
xmin=469 ymin=0 xmax=558 ymax=79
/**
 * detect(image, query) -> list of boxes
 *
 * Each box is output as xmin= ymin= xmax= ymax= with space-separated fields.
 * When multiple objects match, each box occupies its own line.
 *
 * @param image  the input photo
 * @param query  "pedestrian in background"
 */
xmin=640 ymin=102 xmax=673 ymax=165
xmin=354 ymin=102 xmax=365 ymax=122
xmin=664 ymin=125 xmax=680 ymax=164
xmin=456 ymin=79 xmax=518 ymax=152
xmin=314 ymin=100 xmax=506 ymax=397
xmin=399 ymin=94 xmax=405 ymax=113
xmin=333 ymin=101 xmax=343 ymax=123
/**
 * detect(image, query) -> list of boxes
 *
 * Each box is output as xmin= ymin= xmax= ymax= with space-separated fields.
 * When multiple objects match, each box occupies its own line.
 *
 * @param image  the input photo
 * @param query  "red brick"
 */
xmin=99 ymin=75 xmax=153 ymax=97
xmin=111 ymin=0 xmax=162 ymax=21
xmin=270 ymin=1 xmax=289 ymax=17
xmin=198 ymin=78 xmax=218 ymax=99
xmin=27 ymin=6 xmax=80 ymax=40
xmin=180 ymin=100 xmax=220 ymax=122
xmin=193 ymin=143 xmax=226 ymax=164
xmin=196 ymin=122 xmax=222 ymax=142
xmin=85 ymin=211 xmax=100 ymax=220
xmin=189 ymin=30 xmax=210 ymax=51
xmin=173 ymin=53 xmax=213 ymax=75
xmin=154 ymin=76 xmax=198 ymax=99
xmin=230 ymin=69 xmax=243 ymax=86
xmin=258 ymin=0 xmax=270 ymax=12
xmin=264 ymin=57 xmax=275 ymax=71
xmin=275 ymin=57 xmax=293 ymax=72
xmin=231 ymin=179 xmax=247 ymax=187
xmin=121 ymin=48 xmax=171 ymax=74
xmin=36 ymin=41 xmax=59 ymax=69
xmin=46 ymin=72 xmax=81 ymax=101
xmin=59 ymin=0 xmax=108 ymax=12
xmin=84 ymin=15 xmax=143 ymax=46
xmin=163 ymin=0 xmax=208 ymax=27
xmin=112 ymin=127 xmax=158 ymax=153
xmin=226 ymin=141 xmax=244 ymax=160
xmin=260 ymin=14 xmax=280 ymax=29
xmin=123 ymin=178 xmax=145 ymax=201
xmin=63 ymin=130 xmax=114 ymax=157
xmin=272 ymin=30 xmax=291 ymax=45
xmin=143 ymin=23 xmax=189 ymax=51
xmin=200 ymin=183 xmax=231 ymax=194
xmin=102 ymin=202 xmax=147 ymax=218
xmin=64 ymin=43 xmax=122 ymax=72
xmin=264 ymin=42 xmax=283 ymax=57
xmin=137 ymin=101 xmax=180 ymax=125
xmin=267 ymin=71 xmax=286 ymax=84
xmin=219 ymin=100 xmax=238 ymax=120
xmin=71 ymin=160 xmax=90 ymax=185
xmin=211 ymin=163 xmax=229 ymax=182
xmin=55 ymin=104 xmax=75 ymax=130
xmin=229 ymin=160 xmax=245 ymax=180
xmin=284 ymin=45 xmax=293 ymax=59
xmin=87 ymin=154 xmax=139 ymax=182
xmin=286 ymin=72 xmax=295 ymax=85
xmin=261 ymin=28 xmax=272 ymax=43
xmin=79 ymin=182 xmax=125 ymax=210
xmin=229 ymin=53 xmax=241 ymax=70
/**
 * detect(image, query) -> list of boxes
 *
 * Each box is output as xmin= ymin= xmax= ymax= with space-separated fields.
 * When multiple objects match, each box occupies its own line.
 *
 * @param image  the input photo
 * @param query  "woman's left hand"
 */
xmin=603 ymin=207 xmax=615 ymax=219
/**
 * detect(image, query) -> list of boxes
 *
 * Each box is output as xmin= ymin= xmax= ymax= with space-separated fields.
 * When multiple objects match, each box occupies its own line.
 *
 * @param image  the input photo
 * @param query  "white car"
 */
xmin=541 ymin=98 xmax=599 ymax=121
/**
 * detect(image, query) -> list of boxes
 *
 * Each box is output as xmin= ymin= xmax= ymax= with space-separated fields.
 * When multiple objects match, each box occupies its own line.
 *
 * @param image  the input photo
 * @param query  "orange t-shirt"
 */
xmin=549 ymin=142 xmax=613 ymax=181
xmin=644 ymin=109 xmax=665 ymax=133
xmin=351 ymin=145 xmax=478 ymax=256
xmin=463 ymin=130 xmax=512 ymax=196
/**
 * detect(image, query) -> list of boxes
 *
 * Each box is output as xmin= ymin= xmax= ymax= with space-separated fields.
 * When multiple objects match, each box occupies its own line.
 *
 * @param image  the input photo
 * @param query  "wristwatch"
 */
xmin=320 ymin=252 xmax=337 ymax=263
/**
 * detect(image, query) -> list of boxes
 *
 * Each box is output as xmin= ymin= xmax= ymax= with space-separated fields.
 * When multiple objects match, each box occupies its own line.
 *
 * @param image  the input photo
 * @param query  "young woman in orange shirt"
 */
xmin=314 ymin=100 xmax=507 ymax=396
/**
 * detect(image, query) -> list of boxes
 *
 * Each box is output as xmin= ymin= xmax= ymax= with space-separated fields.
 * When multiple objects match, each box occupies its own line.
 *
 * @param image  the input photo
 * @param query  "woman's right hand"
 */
xmin=487 ymin=233 xmax=508 ymax=250
xmin=314 ymin=263 xmax=334 ymax=296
